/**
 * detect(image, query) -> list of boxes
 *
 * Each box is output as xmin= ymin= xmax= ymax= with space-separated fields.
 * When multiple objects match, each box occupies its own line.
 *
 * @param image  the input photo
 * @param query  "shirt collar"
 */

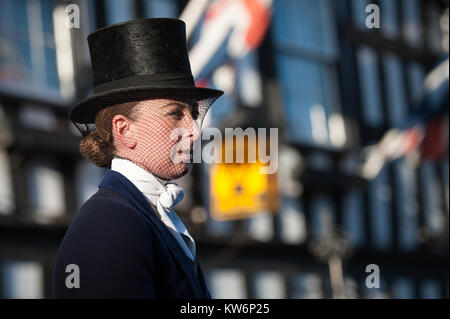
xmin=111 ymin=156 xmax=168 ymax=206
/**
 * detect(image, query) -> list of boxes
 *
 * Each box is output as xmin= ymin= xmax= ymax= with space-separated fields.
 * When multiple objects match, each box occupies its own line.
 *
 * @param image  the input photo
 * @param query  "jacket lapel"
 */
xmin=99 ymin=169 xmax=204 ymax=298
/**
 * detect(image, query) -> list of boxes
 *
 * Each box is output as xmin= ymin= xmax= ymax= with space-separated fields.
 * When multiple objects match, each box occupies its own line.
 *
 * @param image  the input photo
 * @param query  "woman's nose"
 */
xmin=182 ymin=112 xmax=200 ymax=141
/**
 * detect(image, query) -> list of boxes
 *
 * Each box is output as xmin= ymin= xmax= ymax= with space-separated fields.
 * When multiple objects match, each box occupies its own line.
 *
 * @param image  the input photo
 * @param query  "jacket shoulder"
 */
xmin=53 ymin=186 xmax=155 ymax=298
xmin=64 ymin=186 xmax=152 ymax=245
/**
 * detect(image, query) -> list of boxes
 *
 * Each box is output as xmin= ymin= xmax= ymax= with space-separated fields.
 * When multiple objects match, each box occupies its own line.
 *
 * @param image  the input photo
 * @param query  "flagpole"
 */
xmin=179 ymin=0 xmax=210 ymax=41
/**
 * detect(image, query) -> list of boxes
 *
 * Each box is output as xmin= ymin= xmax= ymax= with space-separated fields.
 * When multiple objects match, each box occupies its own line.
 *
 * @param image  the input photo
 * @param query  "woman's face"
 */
xmin=124 ymin=98 xmax=201 ymax=180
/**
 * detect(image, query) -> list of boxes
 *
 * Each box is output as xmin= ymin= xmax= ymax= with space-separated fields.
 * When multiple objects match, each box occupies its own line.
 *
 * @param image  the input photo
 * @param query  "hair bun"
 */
xmin=79 ymin=130 xmax=114 ymax=168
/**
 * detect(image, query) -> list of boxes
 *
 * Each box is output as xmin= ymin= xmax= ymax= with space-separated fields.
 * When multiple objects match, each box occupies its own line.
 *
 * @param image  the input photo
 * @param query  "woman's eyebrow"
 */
xmin=164 ymin=102 xmax=189 ymax=109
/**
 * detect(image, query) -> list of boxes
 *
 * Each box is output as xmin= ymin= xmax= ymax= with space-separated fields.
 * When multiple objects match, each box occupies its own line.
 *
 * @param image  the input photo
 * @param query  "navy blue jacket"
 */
xmin=53 ymin=169 xmax=211 ymax=299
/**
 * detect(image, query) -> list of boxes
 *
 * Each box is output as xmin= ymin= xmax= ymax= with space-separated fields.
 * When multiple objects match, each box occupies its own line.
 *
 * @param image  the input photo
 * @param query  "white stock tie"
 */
xmin=156 ymin=183 xmax=197 ymax=262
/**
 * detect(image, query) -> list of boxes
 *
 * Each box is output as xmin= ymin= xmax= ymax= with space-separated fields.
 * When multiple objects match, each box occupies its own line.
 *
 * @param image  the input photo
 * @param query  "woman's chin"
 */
xmin=163 ymin=163 xmax=191 ymax=180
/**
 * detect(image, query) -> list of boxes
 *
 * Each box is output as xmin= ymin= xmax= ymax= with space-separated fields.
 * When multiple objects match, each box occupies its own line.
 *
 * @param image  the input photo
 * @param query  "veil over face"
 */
xmin=112 ymin=98 xmax=202 ymax=180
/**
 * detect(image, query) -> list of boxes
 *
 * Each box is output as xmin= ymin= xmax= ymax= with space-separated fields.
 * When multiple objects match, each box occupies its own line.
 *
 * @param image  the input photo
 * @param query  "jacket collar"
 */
xmin=98 ymin=169 xmax=205 ymax=298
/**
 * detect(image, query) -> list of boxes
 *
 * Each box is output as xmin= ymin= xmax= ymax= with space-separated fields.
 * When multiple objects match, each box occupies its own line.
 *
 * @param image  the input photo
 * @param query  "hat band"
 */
xmin=93 ymin=73 xmax=195 ymax=94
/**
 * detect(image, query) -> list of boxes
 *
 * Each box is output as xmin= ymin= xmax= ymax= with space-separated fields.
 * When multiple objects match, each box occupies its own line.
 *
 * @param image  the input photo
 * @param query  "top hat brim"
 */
xmin=69 ymin=86 xmax=224 ymax=125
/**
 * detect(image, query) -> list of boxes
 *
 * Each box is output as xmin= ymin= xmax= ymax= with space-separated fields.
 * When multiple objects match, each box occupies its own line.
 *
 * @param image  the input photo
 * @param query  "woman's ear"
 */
xmin=111 ymin=114 xmax=137 ymax=149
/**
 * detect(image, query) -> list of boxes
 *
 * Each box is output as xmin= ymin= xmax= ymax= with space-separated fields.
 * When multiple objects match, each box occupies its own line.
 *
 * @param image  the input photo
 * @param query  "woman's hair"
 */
xmin=79 ymin=101 xmax=139 ymax=167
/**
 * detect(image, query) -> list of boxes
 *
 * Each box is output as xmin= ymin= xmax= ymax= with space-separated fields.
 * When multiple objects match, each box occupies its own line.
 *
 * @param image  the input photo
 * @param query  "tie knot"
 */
xmin=158 ymin=183 xmax=184 ymax=209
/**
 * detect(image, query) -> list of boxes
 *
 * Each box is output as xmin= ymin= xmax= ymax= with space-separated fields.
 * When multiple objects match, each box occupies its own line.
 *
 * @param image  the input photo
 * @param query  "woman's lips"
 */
xmin=178 ymin=148 xmax=193 ymax=158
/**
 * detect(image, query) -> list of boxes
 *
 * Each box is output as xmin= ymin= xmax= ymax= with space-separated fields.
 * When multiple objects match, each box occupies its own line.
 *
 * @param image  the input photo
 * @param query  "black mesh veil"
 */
xmin=70 ymin=88 xmax=221 ymax=179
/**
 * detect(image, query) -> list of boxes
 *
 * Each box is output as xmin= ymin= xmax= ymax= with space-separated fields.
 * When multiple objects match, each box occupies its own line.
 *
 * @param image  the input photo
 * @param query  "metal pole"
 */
xmin=328 ymin=254 xmax=345 ymax=299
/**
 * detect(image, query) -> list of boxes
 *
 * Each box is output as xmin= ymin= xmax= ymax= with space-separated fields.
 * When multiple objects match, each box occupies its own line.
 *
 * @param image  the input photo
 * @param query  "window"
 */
xmin=402 ymin=0 xmax=422 ymax=47
xmin=245 ymin=212 xmax=274 ymax=242
xmin=2 ymin=261 xmax=44 ymax=299
xmin=419 ymin=161 xmax=446 ymax=237
xmin=27 ymin=158 xmax=65 ymax=223
xmin=236 ymin=51 xmax=263 ymax=107
xmin=0 ymin=0 xmax=61 ymax=99
xmin=383 ymin=53 xmax=408 ymax=127
xmin=272 ymin=0 xmax=345 ymax=147
xmin=391 ymin=277 xmax=416 ymax=299
xmin=442 ymin=158 xmax=449 ymax=216
xmin=252 ymin=271 xmax=286 ymax=299
xmin=380 ymin=0 xmax=400 ymax=39
xmin=393 ymin=158 xmax=419 ymax=251
xmin=368 ymin=166 xmax=393 ymax=250
xmin=279 ymin=196 xmax=307 ymax=244
xmin=342 ymin=188 xmax=365 ymax=248
xmin=309 ymin=194 xmax=336 ymax=238
xmin=75 ymin=161 xmax=105 ymax=209
xmin=0 ymin=148 xmax=14 ymax=215
xmin=343 ymin=277 xmax=359 ymax=298
xmin=356 ymin=46 xmax=384 ymax=127
xmin=290 ymin=273 xmax=324 ymax=299
xmin=143 ymin=0 xmax=178 ymax=18
xmin=407 ymin=61 xmax=426 ymax=107
xmin=207 ymin=269 xmax=247 ymax=299
xmin=426 ymin=3 xmax=445 ymax=53
xmin=104 ymin=0 xmax=135 ymax=25
xmin=420 ymin=279 xmax=442 ymax=299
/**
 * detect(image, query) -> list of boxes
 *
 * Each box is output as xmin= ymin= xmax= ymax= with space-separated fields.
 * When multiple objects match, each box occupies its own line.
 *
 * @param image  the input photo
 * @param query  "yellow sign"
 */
xmin=209 ymin=135 xmax=278 ymax=221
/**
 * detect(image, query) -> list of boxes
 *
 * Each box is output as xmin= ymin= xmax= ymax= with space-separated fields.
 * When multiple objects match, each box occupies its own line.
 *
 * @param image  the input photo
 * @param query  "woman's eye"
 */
xmin=169 ymin=109 xmax=184 ymax=119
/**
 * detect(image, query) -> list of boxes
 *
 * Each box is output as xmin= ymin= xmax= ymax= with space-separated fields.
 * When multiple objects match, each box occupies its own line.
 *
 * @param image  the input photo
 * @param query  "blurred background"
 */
xmin=0 ymin=0 xmax=448 ymax=299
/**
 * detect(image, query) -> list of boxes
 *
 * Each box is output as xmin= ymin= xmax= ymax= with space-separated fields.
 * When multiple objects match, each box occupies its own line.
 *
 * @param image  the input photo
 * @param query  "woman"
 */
xmin=53 ymin=18 xmax=223 ymax=298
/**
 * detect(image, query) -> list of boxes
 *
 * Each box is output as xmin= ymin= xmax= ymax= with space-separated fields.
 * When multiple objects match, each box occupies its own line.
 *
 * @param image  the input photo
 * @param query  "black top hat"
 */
xmin=69 ymin=18 xmax=223 ymax=127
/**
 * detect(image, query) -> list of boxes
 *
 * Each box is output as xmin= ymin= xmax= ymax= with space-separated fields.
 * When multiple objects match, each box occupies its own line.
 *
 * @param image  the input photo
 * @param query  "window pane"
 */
xmin=0 ymin=148 xmax=15 ymax=215
xmin=426 ymin=4 xmax=444 ymax=54
xmin=383 ymin=54 xmax=408 ymax=126
xmin=207 ymin=269 xmax=247 ymax=299
xmin=0 ymin=0 xmax=31 ymax=85
xmin=272 ymin=0 xmax=337 ymax=57
xmin=75 ymin=161 xmax=105 ymax=209
xmin=291 ymin=273 xmax=324 ymax=299
xmin=27 ymin=158 xmax=66 ymax=222
xmin=310 ymin=194 xmax=336 ymax=238
xmin=2 ymin=261 xmax=44 ymax=299
xmin=380 ymin=0 xmax=399 ymax=39
xmin=441 ymin=157 xmax=449 ymax=216
xmin=279 ymin=196 xmax=307 ymax=244
xmin=402 ymin=0 xmax=422 ymax=47
xmin=368 ymin=166 xmax=393 ymax=250
xmin=276 ymin=55 xmax=339 ymax=145
xmin=104 ymin=0 xmax=135 ymax=25
xmin=342 ymin=188 xmax=365 ymax=247
xmin=356 ymin=46 xmax=384 ymax=127
xmin=420 ymin=279 xmax=442 ymax=299
xmin=393 ymin=159 xmax=419 ymax=251
xmin=391 ymin=277 xmax=415 ymax=298
xmin=252 ymin=271 xmax=286 ymax=299
xmin=236 ymin=51 xmax=263 ymax=107
xmin=144 ymin=0 xmax=177 ymax=18
xmin=273 ymin=0 xmax=341 ymax=147
xmin=0 ymin=0 xmax=61 ymax=97
xmin=407 ymin=61 xmax=426 ymax=107
xmin=419 ymin=161 xmax=446 ymax=237
xmin=245 ymin=212 xmax=274 ymax=242
xmin=344 ymin=277 xmax=359 ymax=298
